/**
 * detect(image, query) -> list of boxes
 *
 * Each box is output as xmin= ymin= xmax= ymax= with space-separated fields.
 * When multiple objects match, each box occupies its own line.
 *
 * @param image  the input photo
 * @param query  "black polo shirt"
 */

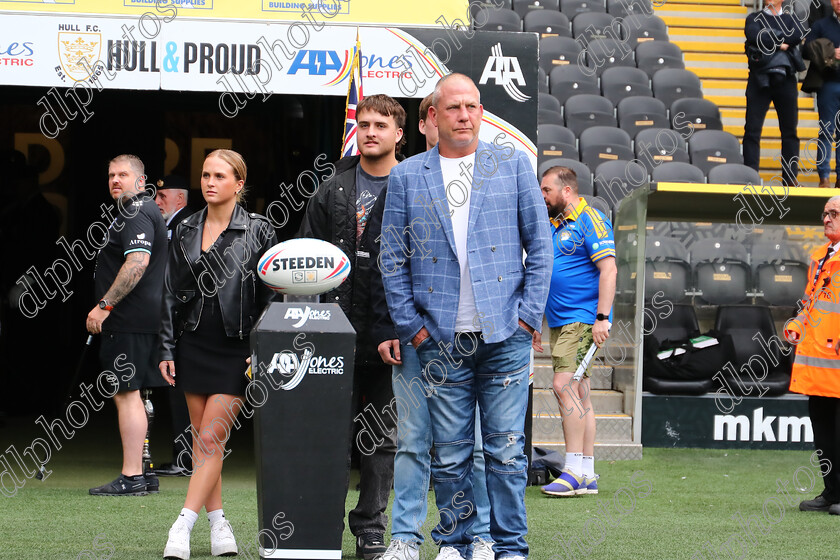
xmin=94 ymin=191 xmax=167 ymax=334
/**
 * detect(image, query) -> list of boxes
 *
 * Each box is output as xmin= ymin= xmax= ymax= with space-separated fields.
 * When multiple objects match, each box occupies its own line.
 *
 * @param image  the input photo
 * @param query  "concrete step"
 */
xmin=533 ymin=387 xmax=625 ymax=413
xmin=720 ymin=108 xmax=819 ymax=121
xmin=531 ymin=442 xmax=644 ymax=460
xmin=666 ymin=0 xmax=742 ymax=5
xmin=673 ymin=40 xmax=745 ymax=54
xmin=660 ymin=15 xmax=744 ymax=28
xmin=691 ymin=67 xmax=748 ymax=79
xmin=669 ymin=29 xmax=745 ymax=39
xmin=759 ymin=171 xmax=821 ymax=185
xmin=759 ymin=156 xmax=816 ymax=170
xmin=532 ymin=408 xmax=633 ymax=443
xmin=655 ymin=5 xmax=748 ymax=16
xmin=723 ymin=123 xmax=818 ymax=139
xmin=685 ymin=52 xmax=748 ymax=64
xmin=533 ymin=362 xmax=613 ymax=390
xmin=707 ymin=95 xmax=814 ymax=109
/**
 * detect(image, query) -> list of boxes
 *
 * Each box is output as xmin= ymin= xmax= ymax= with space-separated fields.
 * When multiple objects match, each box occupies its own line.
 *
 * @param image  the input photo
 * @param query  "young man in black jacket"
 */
xmin=298 ymin=93 xmax=405 ymax=560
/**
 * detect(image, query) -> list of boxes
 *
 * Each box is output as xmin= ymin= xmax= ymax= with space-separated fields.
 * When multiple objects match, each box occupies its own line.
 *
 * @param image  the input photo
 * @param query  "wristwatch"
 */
xmin=98 ymin=299 xmax=114 ymax=311
xmin=596 ymin=313 xmax=609 ymax=321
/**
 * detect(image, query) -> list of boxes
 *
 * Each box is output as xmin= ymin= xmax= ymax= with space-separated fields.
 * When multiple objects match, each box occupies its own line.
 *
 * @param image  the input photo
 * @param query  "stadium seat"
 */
xmin=751 ymin=241 xmax=807 ymax=306
xmin=538 ymin=157 xmax=594 ymax=195
xmin=594 ymin=159 xmax=648 ymax=211
xmin=714 ymin=305 xmax=792 ymax=396
xmin=572 ymin=12 xmax=618 ymax=42
xmin=635 ymin=128 xmax=690 ymax=173
xmin=539 ymin=108 xmax=565 ymax=126
xmin=643 ymin=303 xmax=716 ymax=395
xmin=564 ymin=94 xmax=617 ymax=134
xmin=561 ymin=0 xmax=607 ymax=17
xmin=549 ymin=65 xmax=600 ymax=105
xmin=477 ymin=7 xmax=523 ymax=31
xmin=651 ymin=162 xmax=706 ymax=183
xmin=601 ymin=66 xmax=652 ymax=105
xmin=540 ymin=92 xmax=563 ymax=114
xmin=524 ymin=10 xmax=572 ymax=37
xmin=579 ymin=126 xmax=634 ymax=170
xmin=583 ymin=38 xmax=636 ymax=77
xmin=514 ymin=0 xmax=561 ymax=17
xmin=688 ymin=129 xmax=743 ymax=175
xmin=539 ymin=67 xmax=549 ymax=92
xmin=607 ymin=0 xmax=653 ymax=18
xmin=652 ymin=68 xmax=703 ymax=109
xmin=538 ymin=124 xmax=579 ymax=160
xmin=707 ymin=163 xmax=762 ymax=186
xmin=691 ymin=238 xmax=750 ymax=305
xmin=621 ymin=14 xmax=669 ymax=47
xmin=636 ymin=41 xmax=685 ymax=76
xmin=645 ymin=235 xmax=691 ymax=302
xmin=617 ymin=96 xmax=669 ymax=138
xmin=670 ymin=97 xmax=723 ymax=132
xmin=539 ymin=36 xmax=584 ymax=74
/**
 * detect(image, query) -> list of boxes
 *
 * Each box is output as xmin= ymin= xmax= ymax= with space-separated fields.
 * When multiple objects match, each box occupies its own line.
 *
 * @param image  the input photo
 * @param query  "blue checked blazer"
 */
xmin=380 ymin=140 xmax=552 ymax=347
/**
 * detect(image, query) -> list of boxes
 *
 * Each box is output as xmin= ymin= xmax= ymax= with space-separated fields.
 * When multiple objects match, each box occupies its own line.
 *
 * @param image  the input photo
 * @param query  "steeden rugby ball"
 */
xmin=257 ymin=238 xmax=351 ymax=295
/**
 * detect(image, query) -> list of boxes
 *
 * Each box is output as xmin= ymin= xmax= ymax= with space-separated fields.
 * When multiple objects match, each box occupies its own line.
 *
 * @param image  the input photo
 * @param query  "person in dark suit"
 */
xmin=743 ymin=0 xmax=804 ymax=186
xmin=807 ymin=0 xmax=840 ymax=186
xmin=152 ymin=175 xmax=194 ymax=477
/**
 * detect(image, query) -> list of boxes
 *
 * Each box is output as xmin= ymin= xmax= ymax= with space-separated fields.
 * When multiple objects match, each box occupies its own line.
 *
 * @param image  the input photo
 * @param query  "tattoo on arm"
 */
xmin=104 ymin=251 xmax=150 ymax=305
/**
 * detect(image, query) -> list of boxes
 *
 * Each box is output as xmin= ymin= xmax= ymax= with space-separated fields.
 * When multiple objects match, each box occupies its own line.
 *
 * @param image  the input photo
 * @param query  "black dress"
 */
xmin=175 ymin=245 xmax=250 ymax=396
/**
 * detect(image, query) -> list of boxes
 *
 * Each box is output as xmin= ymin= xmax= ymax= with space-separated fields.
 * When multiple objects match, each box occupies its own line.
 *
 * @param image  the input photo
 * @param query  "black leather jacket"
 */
xmin=158 ymin=204 xmax=278 ymax=362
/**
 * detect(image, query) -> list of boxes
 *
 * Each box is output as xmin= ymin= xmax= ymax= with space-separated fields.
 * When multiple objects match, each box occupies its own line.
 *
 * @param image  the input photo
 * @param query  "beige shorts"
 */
xmin=549 ymin=322 xmax=594 ymax=377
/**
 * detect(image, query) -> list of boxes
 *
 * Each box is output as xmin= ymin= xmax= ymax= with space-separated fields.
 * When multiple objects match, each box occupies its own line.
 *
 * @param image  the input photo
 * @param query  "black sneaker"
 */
xmin=145 ymin=472 xmax=160 ymax=493
xmin=800 ymin=495 xmax=832 ymax=512
xmin=356 ymin=533 xmax=386 ymax=560
xmin=89 ymin=474 xmax=148 ymax=496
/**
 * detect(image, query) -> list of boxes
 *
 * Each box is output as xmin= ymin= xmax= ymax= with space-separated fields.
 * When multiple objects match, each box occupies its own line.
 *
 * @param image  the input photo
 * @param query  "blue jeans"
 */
xmin=415 ymin=328 xmax=531 ymax=558
xmin=817 ymin=81 xmax=840 ymax=179
xmin=391 ymin=345 xmax=491 ymax=545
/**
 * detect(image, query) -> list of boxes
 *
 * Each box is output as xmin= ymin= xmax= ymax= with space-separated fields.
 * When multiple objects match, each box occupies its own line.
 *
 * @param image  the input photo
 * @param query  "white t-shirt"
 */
xmin=440 ymin=153 xmax=479 ymax=332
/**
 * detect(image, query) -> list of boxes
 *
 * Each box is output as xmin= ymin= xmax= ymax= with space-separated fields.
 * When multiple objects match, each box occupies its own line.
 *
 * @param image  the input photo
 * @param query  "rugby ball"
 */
xmin=257 ymin=238 xmax=351 ymax=295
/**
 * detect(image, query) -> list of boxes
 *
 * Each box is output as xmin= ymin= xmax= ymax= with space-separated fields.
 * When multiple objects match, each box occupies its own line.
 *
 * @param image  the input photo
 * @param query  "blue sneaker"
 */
xmin=541 ymin=469 xmax=583 ymax=497
xmin=581 ymin=474 xmax=599 ymax=495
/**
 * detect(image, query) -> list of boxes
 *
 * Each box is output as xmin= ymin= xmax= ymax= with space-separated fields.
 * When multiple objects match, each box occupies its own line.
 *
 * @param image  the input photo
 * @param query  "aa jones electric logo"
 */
xmin=266 ymin=340 xmax=344 ymax=391
xmin=478 ymin=42 xmax=529 ymax=103
xmin=284 ymin=306 xmax=331 ymax=328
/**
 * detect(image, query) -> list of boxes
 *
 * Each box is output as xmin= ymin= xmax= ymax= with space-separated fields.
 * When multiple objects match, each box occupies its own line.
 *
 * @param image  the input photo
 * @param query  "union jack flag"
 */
xmin=341 ymin=32 xmax=363 ymax=157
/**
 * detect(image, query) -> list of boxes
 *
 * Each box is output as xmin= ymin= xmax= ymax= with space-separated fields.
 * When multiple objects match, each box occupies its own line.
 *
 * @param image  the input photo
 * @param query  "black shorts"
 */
xmin=99 ymin=331 xmax=167 ymax=392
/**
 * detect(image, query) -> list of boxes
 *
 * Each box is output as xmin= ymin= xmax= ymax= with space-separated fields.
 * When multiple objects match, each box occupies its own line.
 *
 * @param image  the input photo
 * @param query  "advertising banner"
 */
xmin=0 ymin=0 xmax=470 ymax=27
xmin=642 ymin=393 xmax=813 ymax=451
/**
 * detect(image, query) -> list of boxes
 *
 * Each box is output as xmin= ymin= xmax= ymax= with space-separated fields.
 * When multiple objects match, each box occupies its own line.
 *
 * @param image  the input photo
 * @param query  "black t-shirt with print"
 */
xmin=94 ymin=191 xmax=167 ymax=333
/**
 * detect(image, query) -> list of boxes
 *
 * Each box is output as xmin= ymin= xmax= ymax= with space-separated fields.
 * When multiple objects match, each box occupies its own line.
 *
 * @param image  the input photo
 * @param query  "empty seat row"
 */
xmin=475 ymin=0 xmax=656 ymax=23
xmin=644 ymin=304 xmax=792 ymax=396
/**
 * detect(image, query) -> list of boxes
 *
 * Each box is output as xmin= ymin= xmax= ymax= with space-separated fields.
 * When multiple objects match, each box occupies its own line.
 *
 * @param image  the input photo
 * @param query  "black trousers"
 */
xmin=809 ymin=395 xmax=840 ymax=502
xmin=347 ymin=352 xmax=397 ymax=536
xmin=743 ymin=72 xmax=800 ymax=186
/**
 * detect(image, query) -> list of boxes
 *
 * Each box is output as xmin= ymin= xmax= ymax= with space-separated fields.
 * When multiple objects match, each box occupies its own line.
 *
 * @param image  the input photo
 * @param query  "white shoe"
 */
xmin=471 ymin=539 xmax=495 ymax=560
xmin=210 ymin=519 xmax=238 ymax=556
xmin=382 ymin=540 xmax=420 ymax=560
xmin=163 ymin=520 xmax=191 ymax=560
xmin=434 ymin=546 xmax=463 ymax=560
xmin=499 ymin=556 xmax=526 ymax=560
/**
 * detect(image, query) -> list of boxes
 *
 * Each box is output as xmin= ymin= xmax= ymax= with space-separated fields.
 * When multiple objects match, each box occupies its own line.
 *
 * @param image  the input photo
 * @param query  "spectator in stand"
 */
xmin=807 ymin=0 xmax=840 ymax=187
xmin=744 ymin=0 xmax=804 ymax=187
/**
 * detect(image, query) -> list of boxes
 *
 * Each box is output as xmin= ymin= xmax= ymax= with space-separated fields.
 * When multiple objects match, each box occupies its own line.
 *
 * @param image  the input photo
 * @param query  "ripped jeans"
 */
xmin=415 ymin=326 xmax=532 ymax=559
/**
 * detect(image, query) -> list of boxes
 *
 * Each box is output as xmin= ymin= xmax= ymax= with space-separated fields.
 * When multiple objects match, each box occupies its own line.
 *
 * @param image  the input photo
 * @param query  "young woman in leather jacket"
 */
xmin=158 ymin=149 xmax=277 ymax=560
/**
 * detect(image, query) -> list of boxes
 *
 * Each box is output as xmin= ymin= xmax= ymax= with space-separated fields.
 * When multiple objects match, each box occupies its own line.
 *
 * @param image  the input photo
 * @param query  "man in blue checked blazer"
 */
xmin=380 ymin=73 xmax=552 ymax=560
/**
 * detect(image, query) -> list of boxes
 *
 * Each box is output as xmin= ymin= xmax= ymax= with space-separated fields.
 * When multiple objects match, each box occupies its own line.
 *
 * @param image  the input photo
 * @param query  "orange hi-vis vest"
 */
xmin=786 ymin=243 xmax=840 ymax=398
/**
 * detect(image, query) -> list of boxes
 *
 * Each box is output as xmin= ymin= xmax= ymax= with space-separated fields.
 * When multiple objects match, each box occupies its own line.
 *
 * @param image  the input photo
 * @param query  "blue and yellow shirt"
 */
xmin=546 ymin=198 xmax=616 ymax=328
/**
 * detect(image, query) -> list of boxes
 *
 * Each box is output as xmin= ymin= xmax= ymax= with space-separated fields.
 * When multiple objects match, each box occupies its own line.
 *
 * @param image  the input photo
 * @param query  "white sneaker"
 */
xmin=471 ymin=539 xmax=495 ymax=560
xmin=499 ymin=556 xmax=526 ymax=560
xmin=382 ymin=540 xmax=420 ymax=560
xmin=163 ymin=520 xmax=191 ymax=560
xmin=434 ymin=546 xmax=463 ymax=560
xmin=210 ymin=519 xmax=238 ymax=557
